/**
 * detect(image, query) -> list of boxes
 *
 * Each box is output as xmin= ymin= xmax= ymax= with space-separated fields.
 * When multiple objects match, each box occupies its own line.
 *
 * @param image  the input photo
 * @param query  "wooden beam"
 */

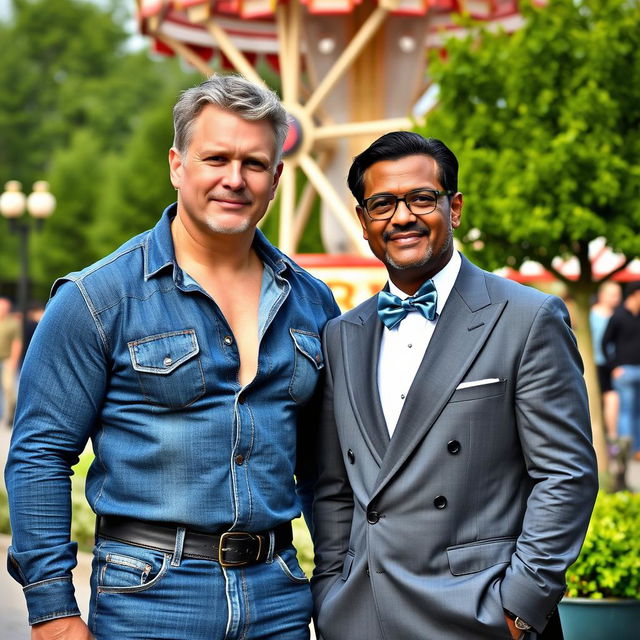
xmin=304 ymin=5 xmax=390 ymax=116
xmin=205 ymin=20 xmax=267 ymax=87
xmin=154 ymin=32 xmax=214 ymax=77
xmin=298 ymin=153 xmax=367 ymax=255
xmin=278 ymin=161 xmax=297 ymax=254
xmin=291 ymin=150 xmax=332 ymax=248
xmin=314 ymin=117 xmax=415 ymax=140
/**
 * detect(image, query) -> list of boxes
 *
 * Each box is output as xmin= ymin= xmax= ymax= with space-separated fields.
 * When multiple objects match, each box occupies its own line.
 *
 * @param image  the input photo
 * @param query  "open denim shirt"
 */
xmin=5 ymin=204 xmax=340 ymax=624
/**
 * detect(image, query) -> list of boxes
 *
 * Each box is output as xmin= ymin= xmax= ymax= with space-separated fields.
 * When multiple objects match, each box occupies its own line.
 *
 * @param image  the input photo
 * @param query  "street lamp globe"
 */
xmin=0 ymin=180 xmax=27 ymax=219
xmin=26 ymin=181 xmax=56 ymax=219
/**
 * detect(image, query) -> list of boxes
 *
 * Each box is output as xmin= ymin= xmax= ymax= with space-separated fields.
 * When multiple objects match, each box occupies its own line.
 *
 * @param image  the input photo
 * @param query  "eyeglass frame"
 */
xmin=360 ymin=187 xmax=455 ymax=221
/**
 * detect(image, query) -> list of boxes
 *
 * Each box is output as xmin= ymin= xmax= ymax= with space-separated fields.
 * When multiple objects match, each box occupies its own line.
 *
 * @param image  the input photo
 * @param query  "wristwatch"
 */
xmin=505 ymin=609 xmax=532 ymax=632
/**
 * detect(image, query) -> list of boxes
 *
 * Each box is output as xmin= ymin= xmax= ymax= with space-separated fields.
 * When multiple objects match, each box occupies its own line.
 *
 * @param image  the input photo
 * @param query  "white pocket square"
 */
xmin=456 ymin=378 xmax=501 ymax=390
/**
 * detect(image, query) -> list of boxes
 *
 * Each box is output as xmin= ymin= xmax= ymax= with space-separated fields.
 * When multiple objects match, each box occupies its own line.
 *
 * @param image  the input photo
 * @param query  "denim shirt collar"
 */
xmin=143 ymin=203 xmax=300 ymax=282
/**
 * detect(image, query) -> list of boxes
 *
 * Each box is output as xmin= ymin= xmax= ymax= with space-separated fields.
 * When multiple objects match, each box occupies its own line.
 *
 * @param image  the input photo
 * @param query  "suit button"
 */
xmin=447 ymin=440 xmax=461 ymax=454
xmin=367 ymin=511 xmax=380 ymax=524
xmin=434 ymin=496 xmax=447 ymax=509
xmin=347 ymin=449 xmax=355 ymax=464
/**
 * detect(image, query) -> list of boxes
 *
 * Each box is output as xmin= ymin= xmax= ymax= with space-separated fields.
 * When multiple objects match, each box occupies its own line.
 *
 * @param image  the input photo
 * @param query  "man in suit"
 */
xmin=311 ymin=133 xmax=598 ymax=639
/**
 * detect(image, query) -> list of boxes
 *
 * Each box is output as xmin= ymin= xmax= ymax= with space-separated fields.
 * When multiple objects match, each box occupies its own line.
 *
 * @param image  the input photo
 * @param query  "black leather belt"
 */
xmin=97 ymin=516 xmax=293 ymax=567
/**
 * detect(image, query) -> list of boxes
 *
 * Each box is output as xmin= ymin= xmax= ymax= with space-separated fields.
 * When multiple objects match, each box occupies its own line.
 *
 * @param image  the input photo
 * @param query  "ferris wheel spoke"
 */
xmin=276 ymin=2 xmax=302 ymax=105
xmin=291 ymin=149 xmax=333 ymax=248
xmin=204 ymin=19 xmax=266 ymax=87
xmin=153 ymin=32 xmax=214 ymax=77
xmin=278 ymin=160 xmax=298 ymax=254
xmin=315 ymin=117 xmax=415 ymax=141
xmin=297 ymin=153 xmax=367 ymax=255
xmin=304 ymin=5 xmax=390 ymax=117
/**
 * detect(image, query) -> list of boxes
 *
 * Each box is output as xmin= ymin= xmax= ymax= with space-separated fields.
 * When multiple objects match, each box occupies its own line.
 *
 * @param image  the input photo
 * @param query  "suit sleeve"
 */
xmin=500 ymin=295 xmax=598 ymax=632
xmin=310 ymin=320 xmax=354 ymax=616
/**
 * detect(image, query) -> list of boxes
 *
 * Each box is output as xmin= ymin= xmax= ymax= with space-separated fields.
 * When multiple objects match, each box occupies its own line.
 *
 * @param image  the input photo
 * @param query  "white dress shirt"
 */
xmin=378 ymin=251 xmax=462 ymax=436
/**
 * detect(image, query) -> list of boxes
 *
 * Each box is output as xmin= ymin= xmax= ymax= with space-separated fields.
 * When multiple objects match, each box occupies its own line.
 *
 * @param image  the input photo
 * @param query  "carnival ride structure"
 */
xmin=136 ymin=0 xmax=524 ymax=256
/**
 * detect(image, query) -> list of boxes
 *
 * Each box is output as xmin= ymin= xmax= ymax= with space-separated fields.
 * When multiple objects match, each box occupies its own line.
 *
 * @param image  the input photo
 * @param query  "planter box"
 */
xmin=559 ymin=597 xmax=640 ymax=640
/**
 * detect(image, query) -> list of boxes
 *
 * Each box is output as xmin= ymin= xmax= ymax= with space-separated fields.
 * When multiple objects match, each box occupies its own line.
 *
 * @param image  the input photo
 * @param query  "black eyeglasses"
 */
xmin=361 ymin=188 xmax=454 ymax=221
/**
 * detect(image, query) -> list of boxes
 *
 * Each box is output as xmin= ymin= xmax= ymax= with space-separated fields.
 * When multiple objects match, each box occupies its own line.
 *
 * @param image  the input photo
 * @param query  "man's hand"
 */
xmin=504 ymin=614 xmax=524 ymax=640
xmin=612 ymin=366 xmax=625 ymax=379
xmin=32 ymin=616 xmax=93 ymax=640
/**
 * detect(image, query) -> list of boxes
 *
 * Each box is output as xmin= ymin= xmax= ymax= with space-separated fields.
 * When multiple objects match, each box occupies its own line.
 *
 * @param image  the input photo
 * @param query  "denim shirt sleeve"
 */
xmin=5 ymin=280 xmax=108 ymax=624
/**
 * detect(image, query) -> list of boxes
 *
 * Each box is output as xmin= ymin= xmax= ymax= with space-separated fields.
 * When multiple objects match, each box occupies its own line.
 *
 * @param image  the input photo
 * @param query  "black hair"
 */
xmin=624 ymin=281 xmax=640 ymax=299
xmin=347 ymin=132 xmax=459 ymax=205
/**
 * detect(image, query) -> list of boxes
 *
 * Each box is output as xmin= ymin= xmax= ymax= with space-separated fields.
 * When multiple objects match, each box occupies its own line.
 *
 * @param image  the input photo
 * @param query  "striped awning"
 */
xmin=137 ymin=0 xmax=523 ymax=60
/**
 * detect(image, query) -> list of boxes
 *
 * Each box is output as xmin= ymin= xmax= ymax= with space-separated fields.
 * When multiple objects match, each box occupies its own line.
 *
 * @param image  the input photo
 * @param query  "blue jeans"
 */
xmin=89 ymin=536 xmax=312 ymax=639
xmin=613 ymin=364 xmax=640 ymax=451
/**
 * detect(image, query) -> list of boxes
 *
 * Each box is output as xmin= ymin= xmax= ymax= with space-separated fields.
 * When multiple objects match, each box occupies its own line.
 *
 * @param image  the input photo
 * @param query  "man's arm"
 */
xmin=310 ymin=321 xmax=354 ymax=614
xmin=500 ymin=295 xmax=598 ymax=632
xmin=5 ymin=281 xmax=108 ymax=628
xmin=32 ymin=616 xmax=93 ymax=640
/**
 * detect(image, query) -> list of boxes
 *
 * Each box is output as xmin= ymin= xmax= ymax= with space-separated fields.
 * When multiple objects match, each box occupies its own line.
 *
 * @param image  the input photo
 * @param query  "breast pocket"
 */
xmin=289 ymin=329 xmax=324 ymax=405
xmin=128 ymin=329 xmax=205 ymax=409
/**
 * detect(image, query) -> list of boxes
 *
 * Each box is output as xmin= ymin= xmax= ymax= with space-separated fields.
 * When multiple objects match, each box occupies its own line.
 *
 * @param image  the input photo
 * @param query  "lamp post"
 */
xmin=0 ymin=180 xmax=56 ymax=338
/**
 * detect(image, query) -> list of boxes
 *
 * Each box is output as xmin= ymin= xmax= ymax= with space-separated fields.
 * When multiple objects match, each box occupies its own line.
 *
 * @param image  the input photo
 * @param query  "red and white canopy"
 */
xmin=137 ymin=0 xmax=523 ymax=64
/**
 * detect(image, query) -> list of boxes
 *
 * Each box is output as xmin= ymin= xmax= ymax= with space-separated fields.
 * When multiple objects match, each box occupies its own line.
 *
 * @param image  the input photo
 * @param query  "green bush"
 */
xmin=0 ymin=489 xmax=9 ymax=535
xmin=566 ymin=491 xmax=640 ymax=599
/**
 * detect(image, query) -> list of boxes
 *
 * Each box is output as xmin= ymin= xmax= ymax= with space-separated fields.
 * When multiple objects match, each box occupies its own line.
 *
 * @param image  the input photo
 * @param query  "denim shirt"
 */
xmin=5 ymin=204 xmax=340 ymax=624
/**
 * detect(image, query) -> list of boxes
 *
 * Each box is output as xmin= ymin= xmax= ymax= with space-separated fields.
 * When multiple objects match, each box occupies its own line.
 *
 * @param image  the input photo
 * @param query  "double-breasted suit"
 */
xmin=311 ymin=255 xmax=598 ymax=640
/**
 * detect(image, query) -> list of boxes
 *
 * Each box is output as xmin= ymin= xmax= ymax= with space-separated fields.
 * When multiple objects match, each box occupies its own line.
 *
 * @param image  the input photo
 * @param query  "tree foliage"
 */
xmin=420 ymin=0 xmax=640 ymax=283
xmin=420 ymin=0 xmax=640 ymax=475
xmin=0 ymin=0 xmax=199 ymax=297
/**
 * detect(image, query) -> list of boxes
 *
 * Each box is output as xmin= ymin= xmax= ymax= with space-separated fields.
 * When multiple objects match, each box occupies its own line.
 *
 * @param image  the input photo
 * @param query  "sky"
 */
xmin=0 ymin=0 xmax=146 ymax=50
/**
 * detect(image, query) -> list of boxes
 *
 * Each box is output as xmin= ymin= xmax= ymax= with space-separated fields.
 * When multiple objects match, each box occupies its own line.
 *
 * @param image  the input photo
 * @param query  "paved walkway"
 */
xmin=1 ymin=425 xmax=638 ymax=637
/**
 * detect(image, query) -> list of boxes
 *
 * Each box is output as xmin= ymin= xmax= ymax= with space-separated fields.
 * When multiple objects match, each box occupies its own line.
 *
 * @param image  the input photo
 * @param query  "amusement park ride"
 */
xmin=136 ymin=0 xmax=524 ymax=258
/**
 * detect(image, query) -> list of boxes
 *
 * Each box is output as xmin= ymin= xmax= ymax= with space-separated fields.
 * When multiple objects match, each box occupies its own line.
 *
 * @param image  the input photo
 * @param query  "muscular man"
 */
xmin=312 ymin=132 xmax=597 ymax=640
xmin=7 ymin=75 xmax=339 ymax=640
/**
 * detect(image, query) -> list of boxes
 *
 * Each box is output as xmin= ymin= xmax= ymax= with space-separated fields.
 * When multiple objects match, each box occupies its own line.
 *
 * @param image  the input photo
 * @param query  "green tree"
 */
xmin=420 ymin=0 xmax=640 ymax=476
xmin=89 ymin=83 xmax=186 ymax=259
xmin=0 ymin=0 xmax=197 ymax=294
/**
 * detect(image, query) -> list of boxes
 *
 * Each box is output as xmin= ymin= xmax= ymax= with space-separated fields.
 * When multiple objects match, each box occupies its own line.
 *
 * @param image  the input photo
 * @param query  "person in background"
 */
xmin=0 ymin=296 xmax=22 ymax=428
xmin=590 ymin=281 xmax=622 ymax=442
xmin=6 ymin=74 xmax=339 ymax=640
xmin=312 ymin=132 xmax=598 ymax=640
xmin=20 ymin=302 xmax=46 ymax=367
xmin=602 ymin=281 xmax=640 ymax=462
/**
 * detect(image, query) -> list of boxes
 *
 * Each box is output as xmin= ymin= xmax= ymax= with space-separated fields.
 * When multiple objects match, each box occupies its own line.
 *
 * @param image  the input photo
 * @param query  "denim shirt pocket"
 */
xmin=289 ymin=329 xmax=324 ymax=404
xmin=128 ymin=329 xmax=205 ymax=409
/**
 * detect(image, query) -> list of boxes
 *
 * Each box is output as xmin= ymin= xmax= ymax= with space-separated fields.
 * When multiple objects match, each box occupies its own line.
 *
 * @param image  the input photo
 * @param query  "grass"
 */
xmin=1 ymin=450 xmax=316 ymax=577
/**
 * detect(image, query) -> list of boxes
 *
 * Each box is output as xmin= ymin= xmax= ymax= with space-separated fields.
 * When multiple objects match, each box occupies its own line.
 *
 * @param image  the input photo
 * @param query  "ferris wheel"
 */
xmin=136 ymin=0 xmax=523 ymax=255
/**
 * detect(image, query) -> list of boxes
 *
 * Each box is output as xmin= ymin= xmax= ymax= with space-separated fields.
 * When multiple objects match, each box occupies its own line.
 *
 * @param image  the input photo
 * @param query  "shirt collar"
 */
xmin=143 ymin=203 xmax=300 ymax=281
xmin=387 ymin=250 xmax=462 ymax=316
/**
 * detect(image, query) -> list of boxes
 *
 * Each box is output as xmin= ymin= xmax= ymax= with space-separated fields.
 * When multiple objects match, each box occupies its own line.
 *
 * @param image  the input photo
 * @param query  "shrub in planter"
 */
xmin=565 ymin=490 xmax=640 ymax=599
xmin=560 ymin=491 xmax=640 ymax=640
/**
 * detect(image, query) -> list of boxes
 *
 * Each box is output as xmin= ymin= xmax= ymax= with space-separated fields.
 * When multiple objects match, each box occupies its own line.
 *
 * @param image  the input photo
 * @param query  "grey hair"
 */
xmin=172 ymin=74 xmax=289 ymax=166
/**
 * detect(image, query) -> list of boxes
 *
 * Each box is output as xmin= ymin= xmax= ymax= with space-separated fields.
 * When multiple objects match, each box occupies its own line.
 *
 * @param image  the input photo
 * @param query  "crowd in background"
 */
xmin=0 ymin=297 xmax=44 ymax=429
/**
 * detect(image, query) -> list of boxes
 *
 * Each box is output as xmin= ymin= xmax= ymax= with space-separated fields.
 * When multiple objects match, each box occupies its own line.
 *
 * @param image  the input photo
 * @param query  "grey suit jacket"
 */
xmin=311 ymin=255 xmax=598 ymax=640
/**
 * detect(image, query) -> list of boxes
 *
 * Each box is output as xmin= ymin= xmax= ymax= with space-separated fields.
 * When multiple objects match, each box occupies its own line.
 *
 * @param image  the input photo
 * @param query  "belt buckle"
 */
xmin=218 ymin=531 xmax=262 ymax=568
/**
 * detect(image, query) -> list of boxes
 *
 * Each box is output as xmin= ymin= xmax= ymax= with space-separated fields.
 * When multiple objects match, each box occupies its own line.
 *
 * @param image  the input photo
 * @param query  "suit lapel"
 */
xmin=372 ymin=257 xmax=507 ymax=496
xmin=341 ymin=298 xmax=389 ymax=465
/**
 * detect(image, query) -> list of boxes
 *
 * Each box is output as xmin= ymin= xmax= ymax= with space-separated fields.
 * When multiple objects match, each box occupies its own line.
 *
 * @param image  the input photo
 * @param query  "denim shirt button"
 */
xmin=223 ymin=335 xmax=233 ymax=346
xmin=238 ymin=393 xmax=246 ymax=404
xmin=163 ymin=356 xmax=172 ymax=367
xmin=235 ymin=454 xmax=244 ymax=465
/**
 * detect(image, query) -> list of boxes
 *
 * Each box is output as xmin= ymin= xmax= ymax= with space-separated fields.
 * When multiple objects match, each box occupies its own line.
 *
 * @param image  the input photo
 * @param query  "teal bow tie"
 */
xmin=377 ymin=279 xmax=438 ymax=330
